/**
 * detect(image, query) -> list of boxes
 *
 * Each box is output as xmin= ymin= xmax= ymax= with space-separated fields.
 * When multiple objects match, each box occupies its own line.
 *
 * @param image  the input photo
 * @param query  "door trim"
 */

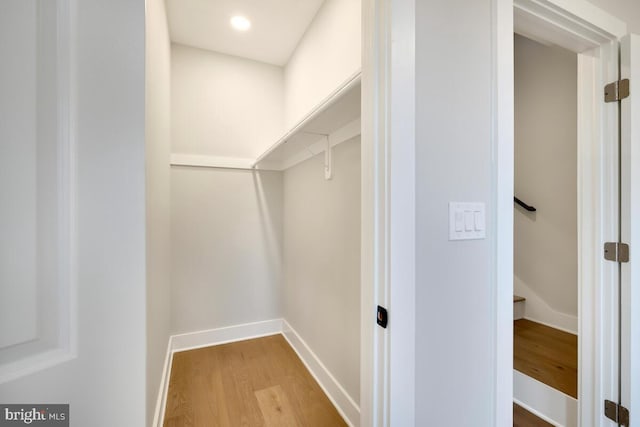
xmin=361 ymin=0 xmax=392 ymax=425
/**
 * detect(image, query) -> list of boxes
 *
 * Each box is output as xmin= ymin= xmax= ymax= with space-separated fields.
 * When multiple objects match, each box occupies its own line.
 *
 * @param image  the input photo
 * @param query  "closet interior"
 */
xmin=160 ymin=0 xmax=362 ymax=425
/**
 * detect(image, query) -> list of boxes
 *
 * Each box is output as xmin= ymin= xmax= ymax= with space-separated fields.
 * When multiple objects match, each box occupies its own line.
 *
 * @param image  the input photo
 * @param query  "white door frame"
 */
xmin=495 ymin=0 xmax=627 ymax=425
xmin=362 ymin=0 xmax=416 ymax=426
xmin=361 ymin=1 xmax=386 ymax=425
xmin=620 ymin=33 xmax=640 ymax=427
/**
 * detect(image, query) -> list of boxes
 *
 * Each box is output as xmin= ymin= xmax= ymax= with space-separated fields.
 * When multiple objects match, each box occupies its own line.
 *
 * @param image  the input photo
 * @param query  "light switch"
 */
xmin=464 ymin=211 xmax=474 ymax=231
xmin=449 ymin=202 xmax=486 ymax=240
xmin=474 ymin=210 xmax=484 ymax=231
xmin=455 ymin=211 xmax=464 ymax=232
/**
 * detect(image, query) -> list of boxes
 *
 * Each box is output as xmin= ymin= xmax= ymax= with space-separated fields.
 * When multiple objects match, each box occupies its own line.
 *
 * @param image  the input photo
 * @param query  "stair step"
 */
xmin=514 ymin=295 xmax=526 ymax=321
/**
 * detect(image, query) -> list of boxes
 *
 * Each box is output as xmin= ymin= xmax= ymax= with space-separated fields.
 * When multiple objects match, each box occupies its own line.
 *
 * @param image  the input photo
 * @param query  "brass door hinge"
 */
xmin=604 ymin=242 xmax=629 ymax=263
xmin=605 ymin=400 xmax=629 ymax=426
xmin=605 ymin=79 xmax=630 ymax=102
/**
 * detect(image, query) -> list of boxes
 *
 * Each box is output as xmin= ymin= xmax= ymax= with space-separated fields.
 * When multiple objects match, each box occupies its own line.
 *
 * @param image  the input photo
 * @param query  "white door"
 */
xmin=0 ymin=1 xmax=148 ymax=426
xmin=620 ymin=33 xmax=640 ymax=427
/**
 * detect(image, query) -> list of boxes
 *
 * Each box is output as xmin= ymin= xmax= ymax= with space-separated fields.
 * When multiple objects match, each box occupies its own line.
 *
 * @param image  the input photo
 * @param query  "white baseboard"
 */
xmin=154 ymin=318 xmax=357 ymax=427
xmin=514 ymin=370 xmax=578 ymax=427
xmin=171 ymin=318 xmax=283 ymax=353
xmin=282 ymin=320 xmax=360 ymax=427
xmin=522 ymin=316 xmax=577 ymax=336
xmin=153 ymin=337 xmax=174 ymax=427
xmin=514 ymin=275 xmax=578 ymax=334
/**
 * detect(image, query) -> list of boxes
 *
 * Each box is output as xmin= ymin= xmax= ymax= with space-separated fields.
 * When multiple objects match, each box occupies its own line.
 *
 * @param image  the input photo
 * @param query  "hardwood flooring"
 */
xmin=513 ymin=403 xmax=553 ymax=427
xmin=514 ymin=319 xmax=578 ymax=398
xmin=163 ymin=334 xmax=347 ymax=427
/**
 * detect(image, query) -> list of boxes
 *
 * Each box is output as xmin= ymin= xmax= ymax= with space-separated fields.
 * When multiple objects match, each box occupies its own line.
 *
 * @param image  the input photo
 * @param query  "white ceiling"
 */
xmin=166 ymin=0 xmax=325 ymax=66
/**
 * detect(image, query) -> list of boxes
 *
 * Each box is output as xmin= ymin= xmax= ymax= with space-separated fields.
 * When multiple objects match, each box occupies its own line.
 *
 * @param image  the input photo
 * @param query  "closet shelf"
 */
xmin=253 ymin=71 xmax=362 ymax=172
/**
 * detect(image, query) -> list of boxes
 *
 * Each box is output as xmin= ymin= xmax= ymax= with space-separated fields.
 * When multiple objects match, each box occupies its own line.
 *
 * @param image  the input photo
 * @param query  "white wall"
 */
xmin=284 ymin=0 xmax=361 ymax=128
xmin=514 ymin=34 xmax=578 ymax=328
xmin=587 ymin=0 xmax=640 ymax=33
xmin=0 ymin=0 xmax=147 ymax=425
xmin=168 ymin=41 xmax=287 ymax=337
xmin=283 ymin=137 xmax=361 ymax=405
xmin=514 ymin=276 xmax=578 ymax=333
xmin=145 ymin=0 xmax=172 ymax=423
xmin=414 ymin=0 xmax=495 ymax=424
xmin=170 ymin=167 xmax=283 ymax=334
xmin=171 ymin=44 xmax=284 ymax=160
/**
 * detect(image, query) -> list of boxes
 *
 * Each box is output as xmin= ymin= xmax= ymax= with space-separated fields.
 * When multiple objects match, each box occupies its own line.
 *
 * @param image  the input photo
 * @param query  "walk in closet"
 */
xmin=159 ymin=0 xmax=363 ymax=425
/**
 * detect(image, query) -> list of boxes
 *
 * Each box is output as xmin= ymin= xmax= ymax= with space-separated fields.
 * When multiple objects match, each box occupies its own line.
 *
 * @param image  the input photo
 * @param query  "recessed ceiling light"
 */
xmin=230 ymin=15 xmax=251 ymax=31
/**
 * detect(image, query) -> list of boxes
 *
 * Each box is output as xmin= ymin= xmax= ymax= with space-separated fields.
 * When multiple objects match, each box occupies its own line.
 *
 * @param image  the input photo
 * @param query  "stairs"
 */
xmin=514 ymin=295 xmax=525 ymax=320
xmin=513 ymin=319 xmax=579 ymax=426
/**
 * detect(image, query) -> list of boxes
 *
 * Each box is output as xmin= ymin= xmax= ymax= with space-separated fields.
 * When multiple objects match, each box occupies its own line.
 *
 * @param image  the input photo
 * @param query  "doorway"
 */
xmin=512 ymin=32 xmax=579 ymax=425
xmin=151 ymin=1 xmax=368 ymax=425
xmin=495 ymin=0 xmax=628 ymax=425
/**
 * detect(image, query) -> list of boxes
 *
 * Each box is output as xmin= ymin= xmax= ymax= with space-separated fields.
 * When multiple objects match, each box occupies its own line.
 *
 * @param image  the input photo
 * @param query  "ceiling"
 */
xmin=165 ymin=0 xmax=325 ymax=66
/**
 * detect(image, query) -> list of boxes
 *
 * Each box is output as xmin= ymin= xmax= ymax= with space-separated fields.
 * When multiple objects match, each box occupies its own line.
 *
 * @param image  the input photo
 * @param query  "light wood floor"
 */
xmin=513 ymin=403 xmax=553 ymax=427
xmin=514 ymin=319 xmax=578 ymax=398
xmin=163 ymin=334 xmax=347 ymax=426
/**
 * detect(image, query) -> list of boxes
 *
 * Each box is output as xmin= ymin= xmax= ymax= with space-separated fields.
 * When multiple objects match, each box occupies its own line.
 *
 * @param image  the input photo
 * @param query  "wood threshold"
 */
xmin=163 ymin=334 xmax=347 ymax=426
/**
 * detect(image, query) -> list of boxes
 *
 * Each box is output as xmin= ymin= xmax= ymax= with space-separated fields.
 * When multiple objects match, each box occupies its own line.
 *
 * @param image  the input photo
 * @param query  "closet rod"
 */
xmin=514 ymin=197 xmax=536 ymax=212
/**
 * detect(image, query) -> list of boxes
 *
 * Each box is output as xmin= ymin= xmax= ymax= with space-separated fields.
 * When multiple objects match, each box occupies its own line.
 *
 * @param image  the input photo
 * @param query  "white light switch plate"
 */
xmin=449 ymin=202 xmax=486 ymax=240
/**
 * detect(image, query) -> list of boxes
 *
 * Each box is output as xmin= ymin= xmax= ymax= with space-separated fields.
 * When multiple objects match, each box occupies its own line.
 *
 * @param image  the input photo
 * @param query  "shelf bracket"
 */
xmin=300 ymin=130 xmax=334 ymax=180
xmin=324 ymin=135 xmax=332 ymax=180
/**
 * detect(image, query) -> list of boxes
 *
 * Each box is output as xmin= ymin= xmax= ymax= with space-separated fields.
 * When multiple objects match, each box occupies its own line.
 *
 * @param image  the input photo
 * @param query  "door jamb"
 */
xmin=361 ymin=0 xmax=390 ymax=425
xmin=362 ymin=0 xmax=416 ymax=425
xmin=620 ymin=33 xmax=640 ymax=425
